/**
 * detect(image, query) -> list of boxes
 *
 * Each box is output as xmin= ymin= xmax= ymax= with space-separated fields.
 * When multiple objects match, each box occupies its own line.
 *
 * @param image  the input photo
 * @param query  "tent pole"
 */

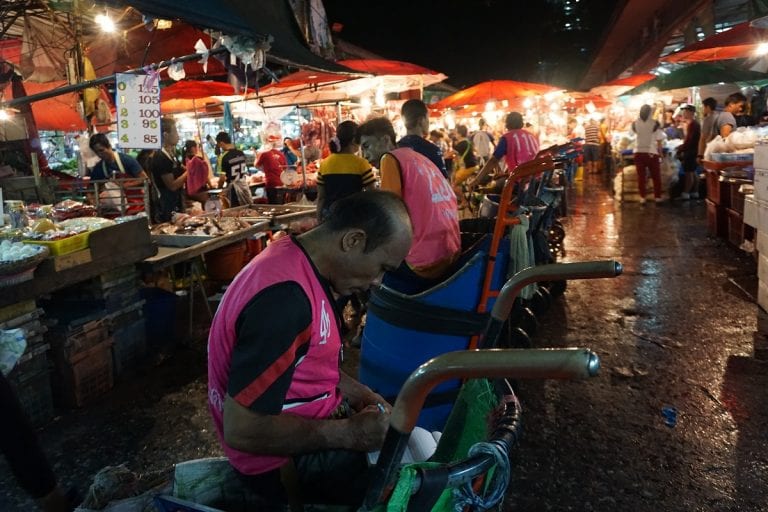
xmin=296 ymin=105 xmax=307 ymax=195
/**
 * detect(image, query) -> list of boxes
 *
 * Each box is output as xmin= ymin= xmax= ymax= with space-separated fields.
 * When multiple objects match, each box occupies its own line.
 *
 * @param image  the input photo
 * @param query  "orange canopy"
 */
xmin=5 ymin=80 xmax=86 ymax=132
xmin=431 ymin=80 xmax=561 ymax=110
xmin=161 ymin=80 xmax=245 ymax=100
xmin=664 ymin=22 xmax=768 ymax=63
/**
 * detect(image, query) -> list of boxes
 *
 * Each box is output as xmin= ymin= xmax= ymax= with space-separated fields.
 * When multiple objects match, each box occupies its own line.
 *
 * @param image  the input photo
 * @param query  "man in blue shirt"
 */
xmin=396 ymin=99 xmax=448 ymax=179
xmin=87 ymin=133 xmax=145 ymax=181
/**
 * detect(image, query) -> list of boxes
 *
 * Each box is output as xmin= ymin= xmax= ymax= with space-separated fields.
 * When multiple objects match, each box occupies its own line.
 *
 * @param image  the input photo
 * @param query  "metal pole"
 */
xmin=296 ymin=105 xmax=307 ymax=195
xmin=2 ymin=47 xmax=230 ymax=109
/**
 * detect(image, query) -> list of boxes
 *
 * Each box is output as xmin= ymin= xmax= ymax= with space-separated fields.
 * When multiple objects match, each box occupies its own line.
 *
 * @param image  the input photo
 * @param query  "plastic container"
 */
xmin=24 ymin=231 xmax=90 ymax=256
xmin=204 ymin=241 xmax=247 ymax=281
xmin=140 ymin=287 xmax=178 ymax=347
xmin=112 ymin=318 xmax=147 ymax=377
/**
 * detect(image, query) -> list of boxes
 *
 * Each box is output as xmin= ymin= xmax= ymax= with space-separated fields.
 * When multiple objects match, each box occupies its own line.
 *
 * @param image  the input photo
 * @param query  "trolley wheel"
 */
xmin=498 ymin=320 xmax=533 ymax=349
xmin=510 ymin=301 xmax=538 ymax=338
xmin=549 ymin=279 xmax=567 ymax=297
xmin=530 ymin=287 xmax=551 ymax=316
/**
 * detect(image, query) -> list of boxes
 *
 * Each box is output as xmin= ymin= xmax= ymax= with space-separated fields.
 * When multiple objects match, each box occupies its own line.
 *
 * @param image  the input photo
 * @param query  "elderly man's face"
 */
xmin=329 ymin=228 xmax=412 ymax=297
xmin=360 ymin=134 xmax=394 ymax=167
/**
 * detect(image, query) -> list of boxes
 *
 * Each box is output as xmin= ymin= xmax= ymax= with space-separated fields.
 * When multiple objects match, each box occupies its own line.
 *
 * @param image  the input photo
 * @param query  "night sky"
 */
xmin=323 ymin=0 xmax=620 ymax=90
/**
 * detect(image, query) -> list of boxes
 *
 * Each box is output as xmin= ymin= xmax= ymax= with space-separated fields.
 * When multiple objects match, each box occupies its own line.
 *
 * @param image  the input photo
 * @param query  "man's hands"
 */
xmin=344 ymin=405 xmax=390 ymax=451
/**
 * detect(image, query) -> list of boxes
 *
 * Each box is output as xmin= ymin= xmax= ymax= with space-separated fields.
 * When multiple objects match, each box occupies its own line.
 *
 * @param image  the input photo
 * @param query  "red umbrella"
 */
xmin=590 ymin=73 xmax=656 ymax=97
xmin=664 ymin=21 xmax=768 ymax=63
xmin=338 ymin=59 xmax=442 ymax=76
xmin=431 ymin=80 xmax=561 ymax=110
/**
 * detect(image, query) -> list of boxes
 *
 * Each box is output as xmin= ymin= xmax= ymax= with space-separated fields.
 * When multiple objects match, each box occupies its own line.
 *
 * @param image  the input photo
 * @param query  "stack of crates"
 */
xmin=46 ymin=316 xmax=114 ymax=408
xmin=1 ymin=300 xmax=54 ymax=426
xmin=43 ymin=265 xmax=146 ymax=405
xmin=751 ymin=145 xmax=768 ymax=310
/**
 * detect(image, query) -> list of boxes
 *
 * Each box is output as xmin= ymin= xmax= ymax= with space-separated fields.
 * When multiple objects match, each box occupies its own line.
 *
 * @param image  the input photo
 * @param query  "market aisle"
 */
xmin=505 ymin=174 xmax=768 ymax=511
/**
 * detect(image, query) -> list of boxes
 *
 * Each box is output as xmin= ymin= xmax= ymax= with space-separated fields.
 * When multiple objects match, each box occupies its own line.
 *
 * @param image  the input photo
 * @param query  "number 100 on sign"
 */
xmin=115 ymin=73 xmax=161 ymax=149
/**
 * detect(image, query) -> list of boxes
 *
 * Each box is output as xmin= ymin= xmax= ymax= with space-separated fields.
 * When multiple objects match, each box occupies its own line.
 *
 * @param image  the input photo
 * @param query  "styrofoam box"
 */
xmin=755 ymin=143 xmax=768 ymax=170
xmin=759 ymin=253 xmax=768 ymax=284
xmin=759 ymin=279 xmax=768 ymax=312
xmin=758 ymin=202 xmax=768 ymax=233
xmin=757 ymin=230 xmax=768 ymax=255
xmin=745 ymin=194 xmax=758 ymax=228
xmin=755 ymin=169 xmax=768 ymax=203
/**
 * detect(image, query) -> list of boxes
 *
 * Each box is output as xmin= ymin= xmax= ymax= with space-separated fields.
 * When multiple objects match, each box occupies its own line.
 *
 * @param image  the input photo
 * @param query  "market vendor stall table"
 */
xmin=0 ymin=218 xmax=155 ymax=308
xmin=140 ymin=220 xmax=271 ymax=336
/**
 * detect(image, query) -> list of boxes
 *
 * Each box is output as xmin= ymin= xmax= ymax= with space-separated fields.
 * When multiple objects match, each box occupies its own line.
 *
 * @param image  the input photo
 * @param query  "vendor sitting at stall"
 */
xmin=87 ymin=133 xmax=150 ymax=216
xmin=87 ymin=133 xmax=147 ymax=182
xmin=208 ymin=191 xmax=412 ymax=509
xmin=358 ymin=117 xmax=460 ymax=284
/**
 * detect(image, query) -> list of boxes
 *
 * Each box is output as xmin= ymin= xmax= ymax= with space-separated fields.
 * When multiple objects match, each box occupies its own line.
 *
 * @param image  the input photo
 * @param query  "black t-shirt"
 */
xmin=455 ymin=139 xmax=478 ymax=168
xmin=219 ymin=149 xmax=248 ymax=183
xmin=150 ymin=149 xmax=183 ymax=222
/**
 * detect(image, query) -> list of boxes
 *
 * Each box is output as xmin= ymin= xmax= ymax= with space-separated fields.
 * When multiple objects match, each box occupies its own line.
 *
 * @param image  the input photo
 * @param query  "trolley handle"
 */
xmin=362 ymin=348 xmax=599 ymax=510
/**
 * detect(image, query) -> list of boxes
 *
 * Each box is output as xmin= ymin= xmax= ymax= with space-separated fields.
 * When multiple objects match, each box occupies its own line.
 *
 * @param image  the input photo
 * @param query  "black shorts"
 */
xmin=583 ymin=144 xmax=600 ymax=163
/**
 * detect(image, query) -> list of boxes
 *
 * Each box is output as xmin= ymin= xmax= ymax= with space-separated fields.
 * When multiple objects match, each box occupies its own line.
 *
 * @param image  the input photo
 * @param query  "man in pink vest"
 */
xmin=358 ymin=117 xmax=461 ymax=285
xmin=208 ymin=191 xmax=412 ymax=508
xmin=468 ymin=111 xmax=540 ymax=190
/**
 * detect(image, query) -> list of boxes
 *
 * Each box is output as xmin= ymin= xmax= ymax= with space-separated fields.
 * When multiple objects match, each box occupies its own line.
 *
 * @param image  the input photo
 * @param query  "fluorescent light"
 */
xmin=656 ymin=67 xmax=671 ymax=74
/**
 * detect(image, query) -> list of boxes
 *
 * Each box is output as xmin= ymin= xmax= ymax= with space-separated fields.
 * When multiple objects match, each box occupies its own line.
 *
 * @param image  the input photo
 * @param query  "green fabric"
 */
xmin=434 ymin=379 xmax=499 ymax=463
xmin=373 ymin=379 xmax=503 ymax=511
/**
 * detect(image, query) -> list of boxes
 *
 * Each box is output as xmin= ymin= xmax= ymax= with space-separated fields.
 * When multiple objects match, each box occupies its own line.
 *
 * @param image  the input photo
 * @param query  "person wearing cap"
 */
xmin=675 ymin=104 xmax=701 ymax=200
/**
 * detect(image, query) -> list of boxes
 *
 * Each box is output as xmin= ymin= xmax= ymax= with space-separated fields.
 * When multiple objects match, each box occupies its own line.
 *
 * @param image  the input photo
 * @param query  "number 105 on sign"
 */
xmin=115 ymin=73 xmax=162 ymax=149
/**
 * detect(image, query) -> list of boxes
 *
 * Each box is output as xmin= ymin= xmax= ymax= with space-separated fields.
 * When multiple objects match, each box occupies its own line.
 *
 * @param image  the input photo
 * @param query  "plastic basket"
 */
xmin=24 ymin=231 xmax=90 ymax=256
xmin=0 ymin=245 xmax=49 ymax=276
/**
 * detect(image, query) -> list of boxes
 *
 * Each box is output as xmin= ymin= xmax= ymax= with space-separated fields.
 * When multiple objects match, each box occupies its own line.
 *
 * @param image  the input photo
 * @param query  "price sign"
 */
xmin=115 ymin=73 xmax=161 ymax=149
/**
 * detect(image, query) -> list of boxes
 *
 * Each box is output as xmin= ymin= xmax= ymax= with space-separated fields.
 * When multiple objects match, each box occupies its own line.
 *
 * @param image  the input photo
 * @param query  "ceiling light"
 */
xmin=756 ymin=42 xmax=768 ymax=56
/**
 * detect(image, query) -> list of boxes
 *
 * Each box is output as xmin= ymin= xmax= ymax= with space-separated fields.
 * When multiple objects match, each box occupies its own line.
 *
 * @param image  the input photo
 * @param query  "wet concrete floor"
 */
xmin=1 ymin=173 xmax=767 ymax=511
xmin=504 ymin=174 xmax=768 ymax=511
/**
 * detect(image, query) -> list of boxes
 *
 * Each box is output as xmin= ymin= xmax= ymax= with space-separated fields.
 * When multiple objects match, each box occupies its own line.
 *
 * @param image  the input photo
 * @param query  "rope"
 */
xmin=452 ymin=439 xmax=511 ymax=511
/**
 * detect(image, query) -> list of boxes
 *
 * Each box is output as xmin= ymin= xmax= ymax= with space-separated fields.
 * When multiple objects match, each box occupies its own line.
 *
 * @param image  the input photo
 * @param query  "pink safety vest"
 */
xmin=502 ymin=129 xmax=540 ymax=171
xmin=389 ymin=147 xmax=460 ymax=270
xmin=207 ymin=236 xmax=343 ymax=475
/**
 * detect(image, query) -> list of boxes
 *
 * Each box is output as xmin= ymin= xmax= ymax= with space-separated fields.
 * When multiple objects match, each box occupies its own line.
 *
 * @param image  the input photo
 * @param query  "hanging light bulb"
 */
xmin=523 ymin=98 xmax=533 ymax=109
xmin=485 ymin=101 xmax=496 ymax=112
xmin=0 ymin=110 xmax=10 ymax=121
xmin=95 ymin=13 xmax=116 ymax=33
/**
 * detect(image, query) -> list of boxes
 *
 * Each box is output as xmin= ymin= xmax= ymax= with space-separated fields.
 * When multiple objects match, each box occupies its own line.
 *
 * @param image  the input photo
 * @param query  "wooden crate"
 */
xmin=705 ymin=170 xmax=730 ymax=207
xmin=53 ymin=338 xmax=114 ymax=408
xmin=706 ymin=199 xmax=727 ymax=238
xmin=726 ymin=208 xmax=744 ymax=247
